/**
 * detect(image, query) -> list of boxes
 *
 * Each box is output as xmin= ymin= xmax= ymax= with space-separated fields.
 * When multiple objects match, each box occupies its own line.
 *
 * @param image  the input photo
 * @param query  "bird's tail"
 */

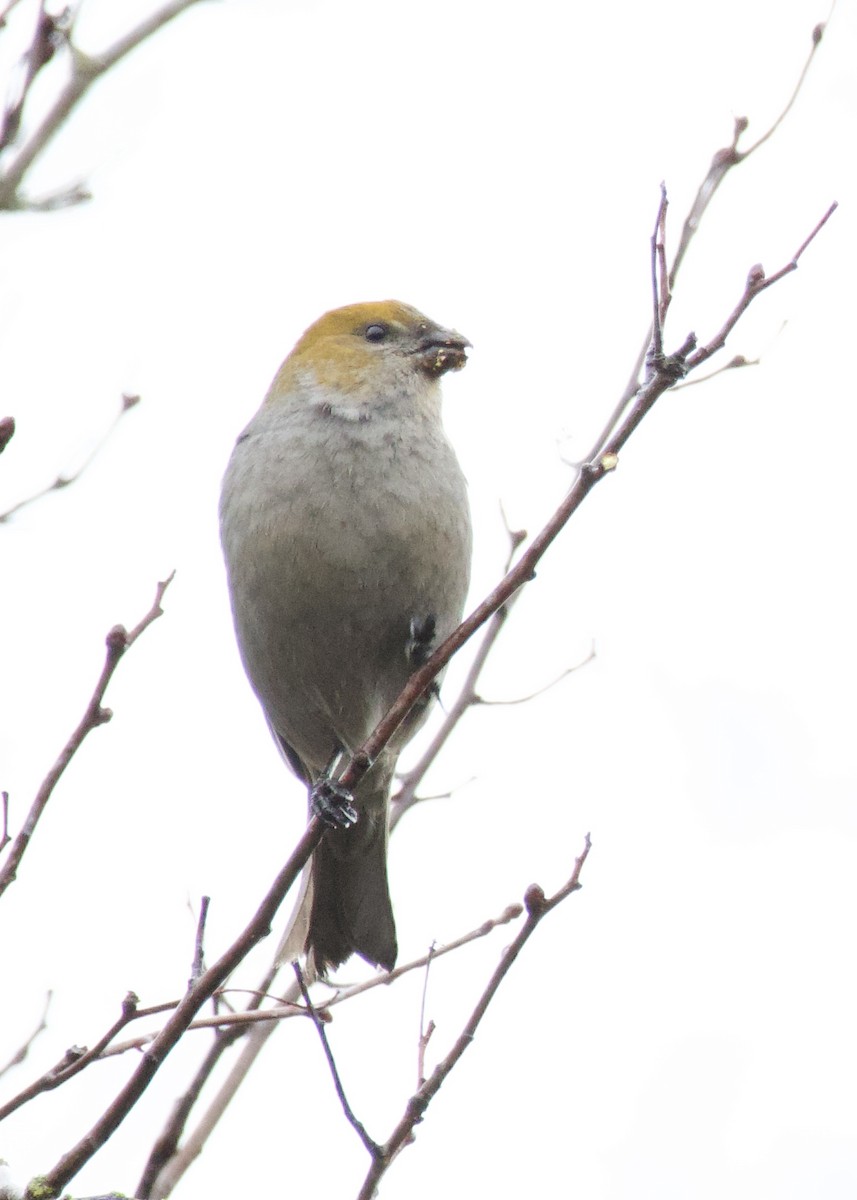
xmin=276 ymin=768 xmax=397 ymax=977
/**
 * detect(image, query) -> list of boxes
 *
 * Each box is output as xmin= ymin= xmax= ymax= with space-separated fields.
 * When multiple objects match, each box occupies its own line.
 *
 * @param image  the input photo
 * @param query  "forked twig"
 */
xmin=356 ymin=838 xmax=592 ymax=1198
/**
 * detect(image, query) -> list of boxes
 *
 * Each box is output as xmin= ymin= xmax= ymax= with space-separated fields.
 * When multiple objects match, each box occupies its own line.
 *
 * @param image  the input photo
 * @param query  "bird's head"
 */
xmin=265 ymin=301 xmax=470 ymax=419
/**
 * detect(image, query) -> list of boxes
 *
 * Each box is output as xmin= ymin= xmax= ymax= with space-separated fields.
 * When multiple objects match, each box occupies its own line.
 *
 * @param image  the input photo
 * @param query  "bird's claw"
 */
xmin=311 ymin=778 xmax=358 ymax=829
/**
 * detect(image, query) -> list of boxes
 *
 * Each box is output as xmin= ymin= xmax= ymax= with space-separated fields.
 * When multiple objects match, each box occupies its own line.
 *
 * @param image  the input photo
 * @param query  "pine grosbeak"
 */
xmin=220 ymin=301 xmax=472 ymax=975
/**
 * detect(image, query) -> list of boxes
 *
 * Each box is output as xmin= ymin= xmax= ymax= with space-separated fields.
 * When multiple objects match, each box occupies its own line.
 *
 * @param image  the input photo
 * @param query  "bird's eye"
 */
xmin=364 ymin=324 xmax=388 ymax=342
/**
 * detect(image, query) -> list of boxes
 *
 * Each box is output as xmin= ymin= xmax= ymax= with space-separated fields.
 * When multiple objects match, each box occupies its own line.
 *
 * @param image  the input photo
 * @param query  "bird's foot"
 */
xmin=311 ymin=778 xmax=358 ymax=830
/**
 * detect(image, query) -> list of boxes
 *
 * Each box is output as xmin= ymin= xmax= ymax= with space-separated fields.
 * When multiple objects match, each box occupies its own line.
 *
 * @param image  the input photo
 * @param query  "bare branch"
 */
xmin=294 ymin=963 xmax=381 ymax=1158
xmin=671 ymin=17 xmax=830 ymax=286
xmin=0 ymin=990 xmax=51 ymax=1081
xmin=416 ymin=945 xmax=436 ymax=1087
xmin=136 ymin=900 xmax=523 ymax=1197
xmin=593 ymin=15 xmax=830 ymax=458
xmin=189 ymin=896 xmax=210 ymax=988
xmin=0 ymin=993 xmax=139 ymax=1122
xmin=0 ymin=416 xmax=15 ymax=454
xmin=476 ymin=642 xmax=596 ymax=706
xmin=0 ymin=573 xmax=174 ymax=898
xmin=0 ymin=394 xmax=141 ymax=524
xmin=356 ymin=837 xmax=593 ymax=1198
xmin=685 ymin=202 xmax=837 ymax=372
xmin=33 ymin=819 xmax=324 ymax=1197
xmin=0 ymin=1 xmax=208 ymax=210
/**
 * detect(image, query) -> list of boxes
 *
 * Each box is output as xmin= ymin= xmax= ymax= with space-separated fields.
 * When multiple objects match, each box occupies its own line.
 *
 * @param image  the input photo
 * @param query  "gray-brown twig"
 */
xmin=0 ymin=393 xmax=140 ymax=524
xmin=355 ymin=837 xmax=592 ymax=1198
xmin=0 ymin=573 xmax=174 ymax=898
xmin=0 ymin=0 xmax=207 ymax=210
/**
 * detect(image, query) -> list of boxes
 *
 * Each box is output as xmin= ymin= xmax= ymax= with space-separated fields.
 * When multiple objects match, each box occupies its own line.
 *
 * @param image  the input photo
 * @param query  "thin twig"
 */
xmin=293 ymin=963 xmax=381 ymax=1158
xmin=189 ymin=896 xmax=210 ymax=988
xmin=356 ymin=837 xmax=592 ymax=1198
xmin=0 ymin=790 xmax=9 ymax=855
xmin=672 ymin=17 xmax=830 ymax=286
xmin=0 ymin=416 xmax=15 ymax=454
xmin=135 ymin=1025 xmax=248 ymax=1199
xmin=136 ymin=902 xmax=522 ymax=1197
xmin=476 ymin=642 xmax=596 ymax=706
xmin=650 ymin=183 xmax=669 ymax=360
xmin=33 ymin=818 xmax=325 ymax=1197
xmin=0 ymin=393 xmax=141 ymax=523
xmin=417 ymin=944 xmax=436 ymax=1087
xmin=0 ymin=0 xmax=208 ymax=209
xmin=0 ymin=992 xmax=138 ymax=1121
xmin=0 ymin=573 xmax=175 ymax=898
xmin=592 ymin=15 xmax=829 ymax=459
xmin=0 ymin=990 xmax=51 ymax=1081
xmin=685 ymin=202 xmax=837 ymax=372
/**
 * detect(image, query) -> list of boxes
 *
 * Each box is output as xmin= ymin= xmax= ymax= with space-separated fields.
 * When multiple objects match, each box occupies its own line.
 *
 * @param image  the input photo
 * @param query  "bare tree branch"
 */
xmin=593 ymin=15 xmax=830 ymax=458
xmin=0 ymin=416 xmax=15 ymax=454
xmin=355 ymin=837 xmax=592 ymax=1198
xmin=31 ymin=818 xmax=325 ymax=1197
xmin=0 ymin=993 xmax=139 ymax=1122
xmin=0 ymin=572 xmax=174 ymax=898
xmin=684 ymin=202 xmax=837 ymax=371
xmin=0 ymin=393 xmax=140 ymax=524
xmin=0 ymin=0 xmax=207 ymax=210
xmin=0 ymin=990 xmax=51 ymax=1081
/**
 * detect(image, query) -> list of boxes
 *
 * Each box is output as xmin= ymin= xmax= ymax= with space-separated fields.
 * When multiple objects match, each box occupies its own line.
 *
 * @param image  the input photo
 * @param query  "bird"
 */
xmin=219 ymin=300 xmax=472 ymax=977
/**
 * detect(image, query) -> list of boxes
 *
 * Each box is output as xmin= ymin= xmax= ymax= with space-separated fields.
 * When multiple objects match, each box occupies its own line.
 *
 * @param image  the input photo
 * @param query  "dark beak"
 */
xmin=415 ymin=326 xmax=471 ymax=377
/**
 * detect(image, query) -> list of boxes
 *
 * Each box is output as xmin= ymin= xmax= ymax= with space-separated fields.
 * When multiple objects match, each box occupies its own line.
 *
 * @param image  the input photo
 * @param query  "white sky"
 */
xmin=1 ymin=0 xmax=855 ymax=1197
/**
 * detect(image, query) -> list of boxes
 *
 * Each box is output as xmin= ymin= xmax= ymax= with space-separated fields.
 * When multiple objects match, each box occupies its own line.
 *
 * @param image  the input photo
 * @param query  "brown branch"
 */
xmin=31 ymin=819 xmax=325 ymax=1198
xmin=0 ymin=416 xmax=15 ymax=454
xmin=0 ymin=0 xmax=63 ymax=154
xmin=294 ymin=963 xmax=381 ymax=1158
xmin=595 ymin=15 xmax=829 ymax=458
xmin=0 ymin=993 xmax=139 ymax=1122
xmin=135 ymin=900 xmax=523 ymax=1198
xmin=685 ymin=202 xmax=837 ymax=372
xmin=0 ymin=790 xmax=9 ymax=855
xmin=355 ymin=837 xmax=592 ymax=1199
xmin=0 ymin=1 xmax=208 ymax=209
xmin=0 ymin=393 xmax=141 ymax=524
xmin=0 ymin=573 xmax=174 ymax=898
xmin=189 ymin=895 xmax=210 ymax=988
xmin=0 ymin=989 xmax=51 ymax=1081
xmin=671 ymin=18 xmax=829 ymax=287
xmin=416 ymin=945 xmax=436 ymax=1087
xmin=134 ymin=1025 xmax=247 ymax=1200
xmin=476 ymin=643 xmax=596 ymax=706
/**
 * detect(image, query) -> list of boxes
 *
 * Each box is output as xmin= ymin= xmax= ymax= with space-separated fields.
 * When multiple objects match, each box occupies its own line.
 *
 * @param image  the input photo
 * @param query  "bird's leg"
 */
xmin=407 ymin=613 xmax=442 ymax=704
xmin=311 ymin=749 xmax=358 ymax=829
xmin=407 ymin=613 xmax=437 ymax=667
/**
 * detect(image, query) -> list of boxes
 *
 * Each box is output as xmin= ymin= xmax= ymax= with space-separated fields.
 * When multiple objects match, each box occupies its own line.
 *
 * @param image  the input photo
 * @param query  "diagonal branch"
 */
xmin=0 ymin=0 xmax=208 ymax=210
xmin=356 ymin=837 xmax=592 ymax=1198
xmin=31 ymin=818 xmax=324 ymax=1197
xmin=0 ymin=572 xmax=174 ymax=898
xmin=594 ymin=14 xmax=830 ymax=458
xmin=0 ymin=394 xmax=141 ymax=524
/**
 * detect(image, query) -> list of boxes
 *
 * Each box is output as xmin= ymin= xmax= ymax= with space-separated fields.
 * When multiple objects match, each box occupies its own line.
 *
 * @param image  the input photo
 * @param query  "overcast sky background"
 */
xmin=1 ymin=0 xmax=855 ymax=1196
